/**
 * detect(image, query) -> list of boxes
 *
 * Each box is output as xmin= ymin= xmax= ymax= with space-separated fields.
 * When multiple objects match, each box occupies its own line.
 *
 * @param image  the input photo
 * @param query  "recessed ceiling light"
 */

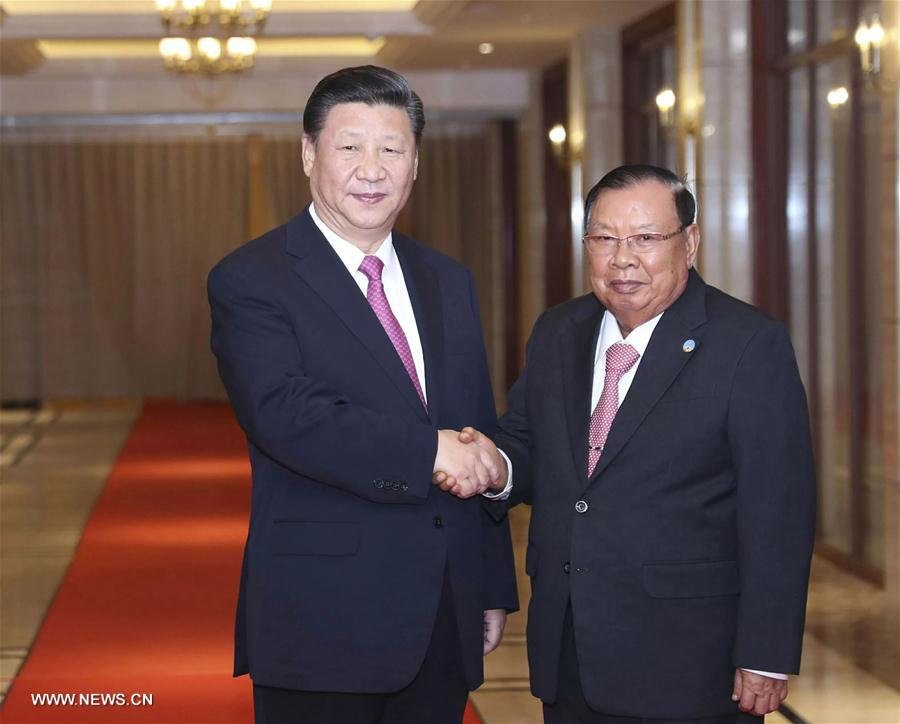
xmin=478 ymin=42 xmax=494 ymax=55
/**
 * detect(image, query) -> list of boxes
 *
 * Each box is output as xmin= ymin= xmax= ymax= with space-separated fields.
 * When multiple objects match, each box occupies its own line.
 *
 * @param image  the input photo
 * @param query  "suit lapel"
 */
xmin=285 ymin=208 xmax=430 ymax=423
xmin=587 ymin=270 xmax=708 ymax=484
xmin=394 ymin=233 xmax=443 ymax=425
xmin=561 ymin=297 xmax=604 ymax=483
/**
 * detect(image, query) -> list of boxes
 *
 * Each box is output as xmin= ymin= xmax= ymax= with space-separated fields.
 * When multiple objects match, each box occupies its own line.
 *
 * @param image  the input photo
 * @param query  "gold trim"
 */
xmin=37 ymin=36 xmax=384 ymax=59
xmin=2 ymin=1 xmax=416 ymax=15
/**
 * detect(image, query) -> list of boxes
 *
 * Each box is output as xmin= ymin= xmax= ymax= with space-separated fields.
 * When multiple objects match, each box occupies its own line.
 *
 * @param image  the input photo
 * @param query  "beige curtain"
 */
xmin=1 ymin=124 xmax=506 ymax=403
xmin=258 ymin=136 xmax=309 ymax=230
xmin=403 ymin=123 xmax=507 ymax=408
xmin=1 ymin=137 xmax=248 ymax=400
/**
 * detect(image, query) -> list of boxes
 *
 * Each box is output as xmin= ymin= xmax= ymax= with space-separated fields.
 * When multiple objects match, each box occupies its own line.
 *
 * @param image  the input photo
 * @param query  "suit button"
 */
xmin=400 ymin=483 xmax=408 ymax=492
xmin=374 ymin=479 xmax=385 ymax=489
xmin=575 ymin=500 xmax=589 ymax=514
xmin=563 ymin=561 xmax=571 ymax=574
xmin=391 ymin=481 xmax=401 ymax=491
xmin=433 ymin=516 xmax=443 ymax=528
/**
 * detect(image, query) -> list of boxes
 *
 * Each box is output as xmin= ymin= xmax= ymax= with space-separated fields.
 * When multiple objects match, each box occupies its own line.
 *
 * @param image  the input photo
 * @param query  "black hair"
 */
xmin=583 ymin=164 xmax=696 ymax=230
xmin=302 ymin=65 xmax=425 ymax=146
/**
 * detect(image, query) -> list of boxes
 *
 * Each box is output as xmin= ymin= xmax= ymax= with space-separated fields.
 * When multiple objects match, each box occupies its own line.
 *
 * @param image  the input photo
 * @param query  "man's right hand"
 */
xmin=433 ymin=427 xmax=507 ymax=498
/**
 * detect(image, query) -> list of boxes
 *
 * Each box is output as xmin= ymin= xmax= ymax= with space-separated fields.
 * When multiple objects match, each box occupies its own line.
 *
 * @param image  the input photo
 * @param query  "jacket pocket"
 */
xmin=642 ymin=559 xmax=740 ymax=598
xmin=271 ymin=520 xmax=360 ymax=557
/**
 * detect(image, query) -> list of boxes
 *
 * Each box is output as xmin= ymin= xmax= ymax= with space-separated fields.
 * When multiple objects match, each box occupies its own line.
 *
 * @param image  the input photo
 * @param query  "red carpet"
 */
xmin=1 ymin=402 xmax=484 ymax=723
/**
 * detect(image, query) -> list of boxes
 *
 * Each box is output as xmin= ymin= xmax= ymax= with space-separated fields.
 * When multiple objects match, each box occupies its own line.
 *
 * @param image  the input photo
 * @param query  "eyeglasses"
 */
xmin=582 ymin=225 xmax=686 ymax=255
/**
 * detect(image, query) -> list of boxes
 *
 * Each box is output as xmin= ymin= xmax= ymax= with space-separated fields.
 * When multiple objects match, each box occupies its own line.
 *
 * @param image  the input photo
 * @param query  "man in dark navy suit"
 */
xmin=209 ymin=65 xmax=517 ymax=724
xmin=437 ymin=165 xmax=816 ymax=723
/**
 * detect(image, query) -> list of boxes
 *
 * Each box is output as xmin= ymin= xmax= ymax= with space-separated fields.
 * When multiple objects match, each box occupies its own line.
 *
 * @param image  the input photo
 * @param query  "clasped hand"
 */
xmin=433 ymin=427 xmax=507 ymax=498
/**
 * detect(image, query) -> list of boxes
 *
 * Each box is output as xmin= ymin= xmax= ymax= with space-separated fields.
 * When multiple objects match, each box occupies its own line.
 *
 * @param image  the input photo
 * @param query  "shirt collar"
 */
xmin=309 ymin=202 xmax=396 ymax=276
xmin=595 ymin=309 xmax=664 ymax=366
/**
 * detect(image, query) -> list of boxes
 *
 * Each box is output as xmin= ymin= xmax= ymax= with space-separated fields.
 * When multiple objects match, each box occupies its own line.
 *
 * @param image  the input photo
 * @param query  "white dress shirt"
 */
xmin=309 ymin=203 xmax=427 ymax=402
xmin=591 ymin=310 xmax=663 ymax=411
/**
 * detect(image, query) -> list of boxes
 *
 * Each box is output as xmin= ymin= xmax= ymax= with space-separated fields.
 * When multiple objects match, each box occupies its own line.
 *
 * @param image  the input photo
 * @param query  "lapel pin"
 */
xmin=682 ymin=339 xmax=696 ymax=353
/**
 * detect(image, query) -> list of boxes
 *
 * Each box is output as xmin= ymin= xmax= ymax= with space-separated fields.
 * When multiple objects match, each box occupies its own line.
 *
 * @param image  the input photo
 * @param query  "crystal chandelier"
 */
xmin=155 ymin=0 xmax=272 ymax=75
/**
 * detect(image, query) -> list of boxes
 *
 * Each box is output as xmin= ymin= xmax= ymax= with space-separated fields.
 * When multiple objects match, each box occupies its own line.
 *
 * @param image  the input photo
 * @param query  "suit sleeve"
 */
xmin=484 ymin=311 xmax=549 ymax=522
xmin=728 ymin=321 xmax=817 ymax=674
xmin=463 ymin=271 xmax=519 ymax=612
xmin=208 ymin=260 xmax=437 ymax=504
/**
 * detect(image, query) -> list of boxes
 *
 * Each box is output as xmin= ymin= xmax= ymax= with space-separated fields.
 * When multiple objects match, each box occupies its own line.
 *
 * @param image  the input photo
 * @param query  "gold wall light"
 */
xmin=655 ymin=88 xmax=676 ymax=128
xmin=826 ymin=86 xmax=849 ymax=109
xmin=548 ymin=123 xmax=567 ymax=163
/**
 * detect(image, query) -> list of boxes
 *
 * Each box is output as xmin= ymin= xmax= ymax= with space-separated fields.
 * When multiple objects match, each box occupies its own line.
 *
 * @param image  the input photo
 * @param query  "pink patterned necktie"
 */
xmin=587 ymin=342 xmax=639 ymax=476
xmin=358 ymin=255 xmax=427 ymax=410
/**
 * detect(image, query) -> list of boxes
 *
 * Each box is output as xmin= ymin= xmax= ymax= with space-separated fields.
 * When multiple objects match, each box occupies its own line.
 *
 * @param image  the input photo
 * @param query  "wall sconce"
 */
xmin=655 ymin=88 xmax=676 ymax=128
xmin=548 ymin=123 xmax=567 ymax=163
xmin=854 ymin=14 xmax=885 ymax=77
xmin=854 ymin=13 xmax=899 ymax=92
xmin=826 ymin=86 xmax=849 ymax=109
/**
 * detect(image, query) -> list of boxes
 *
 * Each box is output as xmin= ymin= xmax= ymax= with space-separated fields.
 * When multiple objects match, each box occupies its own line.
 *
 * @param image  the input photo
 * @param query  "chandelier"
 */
xmin=155 ymin=0 xmax=272 ymax=75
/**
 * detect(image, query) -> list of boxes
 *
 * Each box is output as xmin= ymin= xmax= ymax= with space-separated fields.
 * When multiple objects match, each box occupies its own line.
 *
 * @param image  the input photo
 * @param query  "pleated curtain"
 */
xmin=0 ymin=124 xmax=506 ymax=403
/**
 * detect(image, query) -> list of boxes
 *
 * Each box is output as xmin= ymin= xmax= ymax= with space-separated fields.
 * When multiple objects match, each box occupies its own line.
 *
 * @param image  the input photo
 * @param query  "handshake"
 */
xmin=432 ymin=427 xmax=507 ymax=499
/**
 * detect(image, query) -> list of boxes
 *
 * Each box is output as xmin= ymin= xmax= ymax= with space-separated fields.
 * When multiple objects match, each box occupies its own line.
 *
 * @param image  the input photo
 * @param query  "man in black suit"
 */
xmin=437 ymin=165 xmax=816 ymax=722
xmin=209 ymin=65 xmax=517 ymax=724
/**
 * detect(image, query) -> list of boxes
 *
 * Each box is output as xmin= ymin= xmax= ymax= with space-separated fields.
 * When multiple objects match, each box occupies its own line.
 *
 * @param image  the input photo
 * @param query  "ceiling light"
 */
xmin=197 ymin=36 xmax=222 ymax=61
xmin=478 ymin=42 xmax=494 ymax=55
xmin=226 ymin=36 xmax=257 ymax=58
xmin=155 ymin=0 xmax=270 ymax=75
xmin=159 ymin=37 xmax=192 ymax=62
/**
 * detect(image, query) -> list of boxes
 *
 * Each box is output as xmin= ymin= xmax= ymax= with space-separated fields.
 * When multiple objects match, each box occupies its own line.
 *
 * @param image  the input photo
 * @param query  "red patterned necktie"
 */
xmin=358 ymin=255 xmax=427 ymax=410
xmin=587 ymin=342 xmax=639 ymax=475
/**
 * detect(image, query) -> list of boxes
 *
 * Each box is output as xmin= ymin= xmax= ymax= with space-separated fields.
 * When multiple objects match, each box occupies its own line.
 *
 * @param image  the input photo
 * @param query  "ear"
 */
xmin=684 ymin=223 xmax=700 ymax=268
xmin=301 ymin=134 xmax=316 ymax=178
xmin=413 ymin=149 xmax=419 ymax=181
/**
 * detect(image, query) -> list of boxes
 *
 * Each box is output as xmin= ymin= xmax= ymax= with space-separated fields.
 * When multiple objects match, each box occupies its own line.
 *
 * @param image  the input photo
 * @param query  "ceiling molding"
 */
xmin=0 ymin=38 xmax=44 ymax=74
xmin=376 ymin=36 xmax=413 ymax=67
xmin=0 ymin=11 xmax=429 ymax=39
xmin=0 ymin=1 xmax=418 ymax=14
xmin=35 ymin=36 xmax=385 ymax=59
xmin=0 ymin=0 xmax=669 ymax=81
xmin=413 ymin=0 xmax=473 ymax=27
